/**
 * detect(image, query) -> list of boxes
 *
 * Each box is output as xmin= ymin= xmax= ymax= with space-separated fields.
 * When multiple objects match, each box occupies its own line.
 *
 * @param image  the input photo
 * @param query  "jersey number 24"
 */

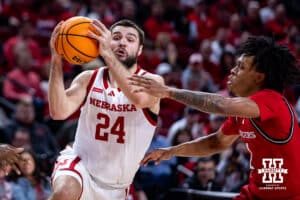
xmin=95 ymin=113 xmax=125 ymax=144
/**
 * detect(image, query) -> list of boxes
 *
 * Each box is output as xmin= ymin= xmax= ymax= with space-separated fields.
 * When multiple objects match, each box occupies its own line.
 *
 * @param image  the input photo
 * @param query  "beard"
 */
xmin=120 ymin=54 xmax=138 ymax=69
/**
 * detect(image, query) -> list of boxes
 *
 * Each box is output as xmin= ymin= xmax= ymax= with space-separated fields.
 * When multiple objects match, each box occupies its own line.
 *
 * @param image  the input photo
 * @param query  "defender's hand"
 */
xmin=0 ymin=144 xmax=26 ymax=175
xmin=140 ymin=148 xmax=173 ymax=166
xmin=129 ymin=75 xmax=170 ymax=98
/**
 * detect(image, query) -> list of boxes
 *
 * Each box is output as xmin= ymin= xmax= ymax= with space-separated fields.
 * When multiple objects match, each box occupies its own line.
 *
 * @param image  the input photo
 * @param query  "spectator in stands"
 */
xmin=170 ymin=128 xmax=196 ymax=187
xmin=119 ymin=0 xmax=137 ymax=21
xmin=143 ymin=1 xmax=174 ymax=41
xmin=3 ymin=20 xmax=42 ymax=72
xmin=203 ymin=114 xmax=226 ymax=135
xmin=137 ymin=117 xmax=175 ymax=200
xmin=0 ymin=168 xmax=15 ymax=199
xmin=200 ymin=39 xmax=223 ymax=86
xmin=265 ymin=3 xmax=293 ymax=40
xmin=86 ymin=0 xmax=115 ymax=26
xmin=167 ymin=107 xmax=203 ymax=144
xmin=217 ymin=140 xmax=249 ymax=192
xmin=11 ymin=127 xmax=31 ymax=149
xmin=181 ymin=53 xmax=217 ymax=92
xmin=3 ymin=97 xmax=58 ymax=175
xmin=227 ymin=13 xmax=243 ymax=47
xmin=138 ymin=40 xmax=161 ymax=73
xmin=59 ymin=0 xmax=89 ymax=20
xmin=219 ymin=51 xmax=235 ymax=88
xmin=242 ymin=1 xmax=264 ymax=36
xmin=259 ymin=0 xmax=277 ymax=24
xmin=182 ymin=157 xmax=222 ymax=191
xmin=186 ymin=0 xmax=216 ymax=44
xmin=279 ymin=25 xmax=299 ymax=59
xmin=211 ymin=28 xmax=235 ymax=65
xmin=2 ymin=41 xmax=45 ymax=103
xmin=155 ymin=63 xmax=184 ymax=134
xmin=155 ymin=32 xmax=172 ymax=61
xmin=10 ymin=148 xmax=51 ymax=200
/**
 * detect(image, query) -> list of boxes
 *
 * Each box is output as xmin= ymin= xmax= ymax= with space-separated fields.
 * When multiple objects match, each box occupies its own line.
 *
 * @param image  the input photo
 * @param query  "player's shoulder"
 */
xmin=78 ymin=69 xmax=94 ymax=79
xmin=73 ymin=69 xmax=97 ymax=85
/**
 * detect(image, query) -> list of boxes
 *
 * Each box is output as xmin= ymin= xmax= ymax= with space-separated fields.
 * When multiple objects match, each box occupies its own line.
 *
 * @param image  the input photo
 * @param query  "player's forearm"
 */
xmin=48 ymin=56 xmax=68 ymax=119
xmin=104 ymin=55 xmax=145 ymax=107
xmin=169 ymin=134 xmax=226 ymax=157
xmin=168 ymin=87 xmax=230 ymax=115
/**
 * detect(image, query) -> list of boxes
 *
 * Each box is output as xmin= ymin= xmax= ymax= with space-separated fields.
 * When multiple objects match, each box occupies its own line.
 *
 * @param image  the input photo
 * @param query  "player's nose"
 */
xmin=118 ymin=37 xmax=127 ymax=47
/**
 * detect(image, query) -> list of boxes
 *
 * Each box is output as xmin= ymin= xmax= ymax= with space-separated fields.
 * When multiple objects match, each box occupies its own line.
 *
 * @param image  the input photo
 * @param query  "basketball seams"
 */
xmin=59 ymin=34 xmax=98 ymax=41
xmin=65 ymin=22 xmax=97 ymax=58
xmin=60 ymin=23 xmax=73 ymax=63
xmin=54 ymin=17 xmax=99 ymax=65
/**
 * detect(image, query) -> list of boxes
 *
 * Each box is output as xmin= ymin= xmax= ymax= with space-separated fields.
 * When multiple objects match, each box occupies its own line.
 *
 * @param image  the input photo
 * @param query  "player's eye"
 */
xmin=112 ymin=35 xmax=121 ymax=40
xmin=127 ymin=37 xmax=135 ymax=42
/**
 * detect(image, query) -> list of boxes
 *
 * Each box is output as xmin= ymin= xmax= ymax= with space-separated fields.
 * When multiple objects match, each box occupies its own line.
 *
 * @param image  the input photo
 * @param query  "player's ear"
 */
xmin=138 ymin=45 xmax=143 ymax=56
xmin=255 ymin=72 xmax=265 ymax=85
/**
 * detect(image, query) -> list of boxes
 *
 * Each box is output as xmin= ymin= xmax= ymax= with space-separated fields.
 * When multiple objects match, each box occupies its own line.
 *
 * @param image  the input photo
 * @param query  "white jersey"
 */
xmin=73 ymin=67 xmax=157 ymax=189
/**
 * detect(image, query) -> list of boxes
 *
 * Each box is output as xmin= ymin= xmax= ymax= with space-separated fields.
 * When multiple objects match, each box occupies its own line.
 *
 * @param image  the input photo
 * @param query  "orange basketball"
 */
xmin=55 ymin=16 xmax=99 ymax=65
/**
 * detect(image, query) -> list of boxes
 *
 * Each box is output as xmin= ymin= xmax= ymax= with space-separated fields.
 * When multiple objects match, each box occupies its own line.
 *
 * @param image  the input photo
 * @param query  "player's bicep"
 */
xmin=65 ymin=71 xmax=93 ymax=111
xmin=224 ymin=97 xmax=260 ymax=118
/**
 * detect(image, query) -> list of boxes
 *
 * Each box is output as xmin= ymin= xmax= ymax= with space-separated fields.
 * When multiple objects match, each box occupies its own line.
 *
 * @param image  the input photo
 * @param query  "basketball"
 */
xmin=55 ymin=16 xmax=99 ymax=65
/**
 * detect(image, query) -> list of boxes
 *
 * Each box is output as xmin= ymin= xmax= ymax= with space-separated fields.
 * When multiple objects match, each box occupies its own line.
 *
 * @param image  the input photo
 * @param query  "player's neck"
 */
xmin=127 ymin=63 xmax=138 ymax=74
xmin=108 ymin=63 xmax=138 ymax=88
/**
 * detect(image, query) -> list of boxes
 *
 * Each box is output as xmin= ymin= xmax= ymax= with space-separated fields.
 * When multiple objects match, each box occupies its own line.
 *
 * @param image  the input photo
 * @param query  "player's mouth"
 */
xmin=227 ymin=75 xmax=234 ymax=86
xmin=115 ymin=48 xmax=127 ymax=58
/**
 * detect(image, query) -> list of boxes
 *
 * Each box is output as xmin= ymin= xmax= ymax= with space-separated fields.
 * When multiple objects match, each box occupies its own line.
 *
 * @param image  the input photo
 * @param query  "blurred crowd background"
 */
xmin=0 ymin=0 xmax=299 ymax=199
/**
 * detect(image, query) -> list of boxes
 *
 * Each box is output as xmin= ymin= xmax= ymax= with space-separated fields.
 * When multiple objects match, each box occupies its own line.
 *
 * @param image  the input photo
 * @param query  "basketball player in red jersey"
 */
xmin=48 ymin=19 xmax=163 ymax=200
xmin=130 ymin=36 xmax=300 ymax=200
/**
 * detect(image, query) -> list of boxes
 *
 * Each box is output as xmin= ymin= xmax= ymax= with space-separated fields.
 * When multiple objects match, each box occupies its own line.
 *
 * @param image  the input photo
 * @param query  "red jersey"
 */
xmin=222 ymin=89 xmax=300 ymax=200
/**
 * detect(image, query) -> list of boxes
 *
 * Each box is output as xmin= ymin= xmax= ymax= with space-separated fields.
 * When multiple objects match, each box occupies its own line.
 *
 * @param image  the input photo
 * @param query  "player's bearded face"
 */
xmin=121 ymin=53 xmax=138 ymax=69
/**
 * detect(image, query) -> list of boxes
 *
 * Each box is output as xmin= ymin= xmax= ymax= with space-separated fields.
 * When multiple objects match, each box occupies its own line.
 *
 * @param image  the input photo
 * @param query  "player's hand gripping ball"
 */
xmin=55 ymin=16 xmax=99 ymax=65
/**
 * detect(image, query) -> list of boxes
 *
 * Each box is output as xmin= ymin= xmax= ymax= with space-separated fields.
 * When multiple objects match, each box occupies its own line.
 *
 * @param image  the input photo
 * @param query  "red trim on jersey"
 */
xmin=92 ymin=87 xmax=103 ymax=93
xmin=87 ymin=69 xmax=99 ymax=93
xmin=141 ymin=71 xmax=147 ymax=76
xmin=135 ymin=66 xmax=141 ymax=74
xmin=81 ymin=69 xmax=99 ymax=107
xmin=69 ymin=156 xmax=81 ymax=169
xmin=142 ymin=108 xmax=157 ymax=126
xmin=51 ymin=156 xmax=83 ymax=200
xmin=103 ymin=67 xmax=109 ymax=89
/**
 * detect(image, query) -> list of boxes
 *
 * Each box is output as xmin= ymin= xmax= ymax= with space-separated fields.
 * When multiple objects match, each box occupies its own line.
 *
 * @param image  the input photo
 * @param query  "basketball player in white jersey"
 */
xmin=48 ymin=19 xmax=163 ymax=200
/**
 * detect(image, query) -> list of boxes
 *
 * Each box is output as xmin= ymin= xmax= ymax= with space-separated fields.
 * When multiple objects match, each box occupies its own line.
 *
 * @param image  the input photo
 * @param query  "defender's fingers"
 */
xmin=11 ymin=163 xmax=21 ymax=175
xmin=140 ymin=154 xmax=154 ymax=166
xmin=129 ymin=77 xmax=152 ymax=87
xmin=13 ymin=147 xmax=24 ymax=154
xmin=155 ymin=157 xmax=162 ymax=165
xmin=131 ymin=74 xmax=152 ymax=82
